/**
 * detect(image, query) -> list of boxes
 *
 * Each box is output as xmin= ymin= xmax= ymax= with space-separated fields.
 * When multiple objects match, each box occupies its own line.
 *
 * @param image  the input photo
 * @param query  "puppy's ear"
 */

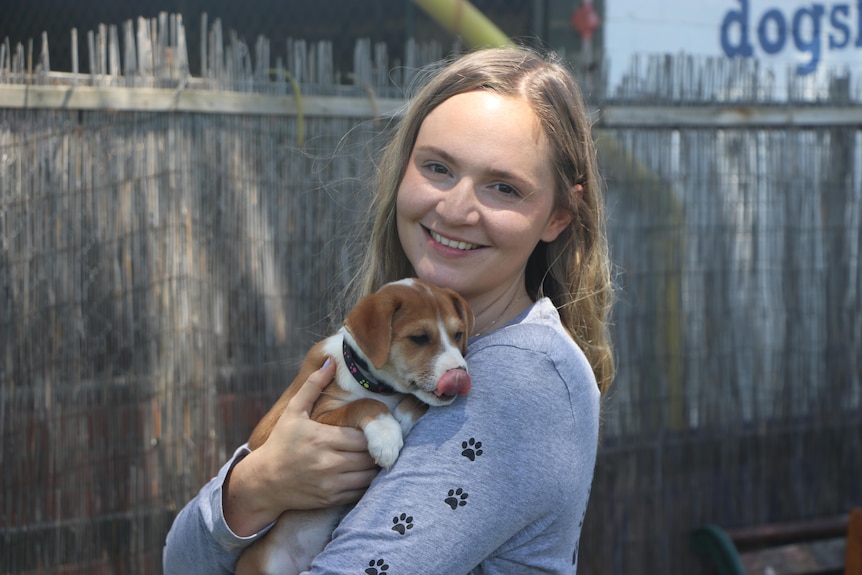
xmin=445 ymin=289 xmax=473 ymax=354
xmin=344 ymin=293 xmax=400 ymax=369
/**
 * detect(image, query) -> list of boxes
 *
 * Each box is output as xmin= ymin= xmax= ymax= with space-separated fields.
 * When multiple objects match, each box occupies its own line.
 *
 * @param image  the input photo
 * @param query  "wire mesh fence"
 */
xmin=588 ymin=122 xmax=861 ymax=573
xmin=1 ymin=8 xmax=860 ymax=575
xmin=0 ymin=105 xmax=380 ymax=573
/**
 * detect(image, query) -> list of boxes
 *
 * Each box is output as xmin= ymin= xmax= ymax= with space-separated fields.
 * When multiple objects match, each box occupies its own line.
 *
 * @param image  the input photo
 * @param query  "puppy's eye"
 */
xmin=454 ymin=331 xmax=464 ymax=343
xmin=410 ymin=333 xmax=431 ymax=345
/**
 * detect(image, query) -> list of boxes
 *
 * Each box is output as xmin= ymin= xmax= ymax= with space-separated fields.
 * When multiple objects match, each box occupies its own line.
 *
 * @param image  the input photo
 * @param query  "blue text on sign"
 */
xmin=720 ymin=0 xmax=862 ymax=75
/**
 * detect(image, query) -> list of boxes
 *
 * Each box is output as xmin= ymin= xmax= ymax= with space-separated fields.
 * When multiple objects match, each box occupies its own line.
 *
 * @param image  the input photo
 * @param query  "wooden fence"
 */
xmin=1 ymin=12 xmax=860 ymax=575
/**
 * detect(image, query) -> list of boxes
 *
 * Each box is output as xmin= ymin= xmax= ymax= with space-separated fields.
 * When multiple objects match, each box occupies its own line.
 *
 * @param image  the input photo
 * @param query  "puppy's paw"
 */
xmin=364 ymin=415 xmax=404 ymax=470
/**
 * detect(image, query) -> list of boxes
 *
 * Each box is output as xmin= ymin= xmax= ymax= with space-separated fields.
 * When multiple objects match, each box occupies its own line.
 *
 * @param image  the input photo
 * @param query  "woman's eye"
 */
xmin=425 ymin=162 xmax=449 ymax=175
xmin=493 ymin=182 xmax=521 ymax=197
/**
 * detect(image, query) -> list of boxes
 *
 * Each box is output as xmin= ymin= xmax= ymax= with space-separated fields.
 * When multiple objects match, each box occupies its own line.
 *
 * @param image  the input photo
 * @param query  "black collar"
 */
xmin=342 ymin=339 xmax=397 ymax=394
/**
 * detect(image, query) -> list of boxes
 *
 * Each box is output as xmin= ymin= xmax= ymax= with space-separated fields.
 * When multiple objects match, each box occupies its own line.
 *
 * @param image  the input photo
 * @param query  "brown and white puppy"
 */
xmin=235 ymin=278 xmax=473 ymax=575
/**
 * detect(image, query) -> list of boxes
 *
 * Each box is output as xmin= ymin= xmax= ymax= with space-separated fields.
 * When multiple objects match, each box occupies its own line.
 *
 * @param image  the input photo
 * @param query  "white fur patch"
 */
xmin=364 ymin=414 xmax=404 ymax=469
xmin=260 ymin=510 xmax=337 ymax=575
xmin=393 ymin=401 xmax=420 ymax=436
xmin=390 ymin=277 xmax=417 ymax=288
xmin=435 ymin=317 xmax=468 ymax=373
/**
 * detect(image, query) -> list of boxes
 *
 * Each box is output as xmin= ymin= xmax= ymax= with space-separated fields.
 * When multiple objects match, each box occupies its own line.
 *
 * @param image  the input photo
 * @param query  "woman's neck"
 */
xmin=469 ymin=282 xmax=531 ymax=338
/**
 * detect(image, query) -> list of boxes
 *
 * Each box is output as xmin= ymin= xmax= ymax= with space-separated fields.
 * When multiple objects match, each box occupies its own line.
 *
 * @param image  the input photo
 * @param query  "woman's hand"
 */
xmin=223 ymin=358 xmax=379 ymax=537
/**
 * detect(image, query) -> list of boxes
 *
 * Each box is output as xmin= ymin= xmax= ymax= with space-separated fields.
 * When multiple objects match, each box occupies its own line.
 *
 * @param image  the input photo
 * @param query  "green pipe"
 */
xmin=690 ymin=525 xmax=746 ymax=575
xmin=411 ymin=0 xmax=514 ymax=48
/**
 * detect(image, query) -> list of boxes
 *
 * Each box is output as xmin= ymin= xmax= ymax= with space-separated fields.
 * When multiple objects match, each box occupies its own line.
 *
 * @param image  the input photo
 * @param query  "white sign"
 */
xmin=605 ymin=0 xmax=862 ymax=87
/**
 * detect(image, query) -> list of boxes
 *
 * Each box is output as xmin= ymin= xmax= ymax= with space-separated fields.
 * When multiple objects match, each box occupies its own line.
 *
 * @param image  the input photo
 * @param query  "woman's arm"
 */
xmin=307 ymin=332 xmax=600 ymax=575
xmin=162 ymin=360 xmax=378 ymax=575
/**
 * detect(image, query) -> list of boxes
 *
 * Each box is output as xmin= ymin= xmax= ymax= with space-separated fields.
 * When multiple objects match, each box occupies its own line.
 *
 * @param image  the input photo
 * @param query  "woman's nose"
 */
xmin=436 ymin=178 xmax=480 ymax=224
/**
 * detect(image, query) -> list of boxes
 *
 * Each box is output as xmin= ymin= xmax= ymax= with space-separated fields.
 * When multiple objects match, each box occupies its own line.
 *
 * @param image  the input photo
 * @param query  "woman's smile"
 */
xmin=426 ymin=227 xmax=482 ymax=252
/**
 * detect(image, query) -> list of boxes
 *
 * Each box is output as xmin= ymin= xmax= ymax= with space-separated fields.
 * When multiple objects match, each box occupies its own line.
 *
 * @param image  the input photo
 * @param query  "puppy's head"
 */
xmin=344 ymin=278 xmax=473 ymax=406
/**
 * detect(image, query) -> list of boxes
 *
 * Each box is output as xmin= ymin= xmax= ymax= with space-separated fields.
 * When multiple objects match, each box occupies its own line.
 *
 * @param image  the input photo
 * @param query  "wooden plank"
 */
xmin=0 ymin=84 xmax=403 ymax=117
xmin=597 ymin=104 xmax=862 ymax=128
xmin=847 ymin=509 xmax=862 ymax=575
xmin=739 ymin=538 xmax=845 ymax=575
xmin=728 ymin=515 xmax=849 ymax=550
xmin=4 ymin=83 xmax=862 ymax=127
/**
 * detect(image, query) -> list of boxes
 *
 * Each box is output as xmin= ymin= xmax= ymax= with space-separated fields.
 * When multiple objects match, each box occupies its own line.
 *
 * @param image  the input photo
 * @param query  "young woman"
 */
xmin=164 ymin=45 xmax=614 ymax=574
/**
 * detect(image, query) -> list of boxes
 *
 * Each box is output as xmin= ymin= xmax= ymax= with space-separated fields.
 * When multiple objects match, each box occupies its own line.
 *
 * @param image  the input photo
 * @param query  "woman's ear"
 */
xmin=541 ymin=184 xmax=580 ymax=243
xmin=541 ymin=207 xmax=574 ymax=243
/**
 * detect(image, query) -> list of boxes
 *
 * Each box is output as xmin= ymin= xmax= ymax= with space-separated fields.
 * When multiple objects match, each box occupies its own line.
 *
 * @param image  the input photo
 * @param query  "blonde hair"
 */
xmin=347 ymin=46 xmax=615 ymax=394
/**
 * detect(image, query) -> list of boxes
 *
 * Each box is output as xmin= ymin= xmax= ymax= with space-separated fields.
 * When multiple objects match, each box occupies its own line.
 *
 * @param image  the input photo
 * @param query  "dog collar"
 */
xmin=342 ymin=340 xmax=397 ymax=394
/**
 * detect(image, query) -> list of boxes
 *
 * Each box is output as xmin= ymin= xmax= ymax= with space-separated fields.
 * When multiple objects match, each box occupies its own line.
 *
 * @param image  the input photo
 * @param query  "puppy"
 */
xmin=235 ymin=278 xmax=473 ymax=575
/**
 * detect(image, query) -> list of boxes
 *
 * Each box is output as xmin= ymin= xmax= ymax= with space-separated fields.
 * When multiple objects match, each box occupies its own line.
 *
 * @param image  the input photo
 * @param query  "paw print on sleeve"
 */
xmin=460 ymin=437 xmax=483 ymax=461
xmin=445 ymin=488 xmax=468 ymax=510
xmin=391 ymin=513 xmax=414 ymax=535
xmin=365 ymin=558 xmax=389 ymax=575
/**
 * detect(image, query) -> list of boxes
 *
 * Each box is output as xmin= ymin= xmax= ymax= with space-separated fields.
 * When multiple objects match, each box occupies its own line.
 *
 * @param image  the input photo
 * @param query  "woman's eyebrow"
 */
xmin=414 ymin=144 xmax=457 ymax=165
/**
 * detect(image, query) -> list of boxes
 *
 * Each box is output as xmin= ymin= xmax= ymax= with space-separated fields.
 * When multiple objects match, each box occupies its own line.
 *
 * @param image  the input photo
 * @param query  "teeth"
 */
xmin=430 ymin=230 xmax=479 ymax=251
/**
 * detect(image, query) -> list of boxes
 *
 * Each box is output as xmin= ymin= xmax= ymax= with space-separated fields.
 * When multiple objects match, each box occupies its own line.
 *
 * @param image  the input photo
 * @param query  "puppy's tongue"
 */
xmin=435 ymin=368 xmax=471 ymax=398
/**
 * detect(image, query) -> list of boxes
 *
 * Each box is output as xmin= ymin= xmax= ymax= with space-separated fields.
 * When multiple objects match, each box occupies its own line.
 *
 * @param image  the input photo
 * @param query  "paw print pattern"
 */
xmin=461 ymin=438 xmax=483 ymax=461
xmin=391 ymin=513 xmax=414 ymax=535
xmin=445 ymin=488 xmax=468 ymax=510
xmin=365 ymin=558 xmax=389 ymax=575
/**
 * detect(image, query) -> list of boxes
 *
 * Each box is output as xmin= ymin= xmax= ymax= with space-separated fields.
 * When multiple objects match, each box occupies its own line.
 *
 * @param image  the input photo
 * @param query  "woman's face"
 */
xmin=396 ymin=90 xmax=572 ymax=308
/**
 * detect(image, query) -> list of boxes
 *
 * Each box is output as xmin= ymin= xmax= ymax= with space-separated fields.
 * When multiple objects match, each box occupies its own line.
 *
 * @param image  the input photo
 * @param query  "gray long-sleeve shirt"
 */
xmin=163 ymin=297 xmax=601 ymax=574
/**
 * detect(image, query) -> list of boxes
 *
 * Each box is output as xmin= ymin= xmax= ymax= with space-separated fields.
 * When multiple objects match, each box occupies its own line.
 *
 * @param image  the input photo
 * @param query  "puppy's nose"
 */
xmin=435 ymin=368 xmax=471 ymax=398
